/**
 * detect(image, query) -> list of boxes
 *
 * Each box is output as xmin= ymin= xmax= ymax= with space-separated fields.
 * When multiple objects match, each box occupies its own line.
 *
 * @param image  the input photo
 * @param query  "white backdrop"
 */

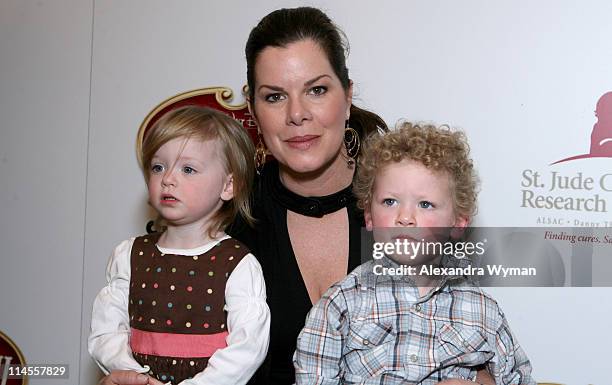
xmin=1 ymin=1 xmax=611 ymax=384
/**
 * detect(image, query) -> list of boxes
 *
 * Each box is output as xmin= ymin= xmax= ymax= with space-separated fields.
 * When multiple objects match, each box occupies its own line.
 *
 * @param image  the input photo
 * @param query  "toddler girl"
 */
xmin=89 ymin=106 xmax=270 ymax=385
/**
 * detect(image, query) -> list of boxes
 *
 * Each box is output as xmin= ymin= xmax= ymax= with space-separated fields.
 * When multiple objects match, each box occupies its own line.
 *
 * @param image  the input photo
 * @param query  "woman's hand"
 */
xmin=435 ymin=367 xmax=495 ymax=385
xmin=475 ymin=367 xmax=495 ymax=385
xmin=97 ymin=370 xmax=159 ymax=385
xmin=435 ymin=380 xmax=482 ymax=385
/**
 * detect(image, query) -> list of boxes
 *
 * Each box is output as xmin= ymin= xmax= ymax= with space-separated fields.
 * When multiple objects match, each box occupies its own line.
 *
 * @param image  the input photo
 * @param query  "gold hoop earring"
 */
xmin=344 ymin=120 xmax=360 ymax=166
xmin=254 ymin=133 xmax=267 ymax=175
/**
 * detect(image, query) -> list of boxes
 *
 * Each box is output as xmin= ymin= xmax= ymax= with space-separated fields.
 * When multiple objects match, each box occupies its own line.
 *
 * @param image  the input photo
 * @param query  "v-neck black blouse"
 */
xmin=228 ymin=161 xmax=363 ymax=385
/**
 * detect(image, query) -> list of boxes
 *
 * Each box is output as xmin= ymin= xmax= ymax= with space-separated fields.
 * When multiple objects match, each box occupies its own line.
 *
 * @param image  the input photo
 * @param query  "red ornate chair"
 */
xmin=136 ymin=86 xmax=257 ymax=169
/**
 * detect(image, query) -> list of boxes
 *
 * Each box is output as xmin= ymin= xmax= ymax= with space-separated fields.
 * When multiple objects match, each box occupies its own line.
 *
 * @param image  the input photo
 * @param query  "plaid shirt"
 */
xmin=294 ymin=256 xmax=535 ymax=385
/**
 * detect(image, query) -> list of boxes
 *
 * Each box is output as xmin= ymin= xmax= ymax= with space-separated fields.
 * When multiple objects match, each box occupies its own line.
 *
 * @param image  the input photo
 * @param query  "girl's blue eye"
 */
xmin=309 ymin=85 xmax=327 ymax=96
xmin=151 ymin=164 xmax=164 ymax=173
xmin=382 ymin=198 xmax=397 ymax=206
xmin=419 ymin=201 xmax=434 ymax=209
xmin=183 ymin=166 xmax=196 ymax=174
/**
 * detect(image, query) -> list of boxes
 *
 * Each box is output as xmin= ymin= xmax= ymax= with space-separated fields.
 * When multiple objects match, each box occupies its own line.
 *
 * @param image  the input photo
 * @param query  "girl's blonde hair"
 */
xmin=140 ymin=106 xmax=255 ymax=236
xmin=354 ymin=122 xmax=479 ymax=219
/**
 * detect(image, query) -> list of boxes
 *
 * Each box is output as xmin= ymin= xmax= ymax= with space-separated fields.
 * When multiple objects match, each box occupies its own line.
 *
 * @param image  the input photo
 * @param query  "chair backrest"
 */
xmin=136 ymin=86 xmax=256 ymax=168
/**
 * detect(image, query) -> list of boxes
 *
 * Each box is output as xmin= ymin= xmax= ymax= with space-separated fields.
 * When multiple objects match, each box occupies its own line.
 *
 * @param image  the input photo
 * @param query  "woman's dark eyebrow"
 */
xmin=304 ymin=74 xmax=331 ymax=86
xmin=257 ymin=74 xmax=332 ymax=92
xmin=257 ymin=84 xmax=284 ymax=92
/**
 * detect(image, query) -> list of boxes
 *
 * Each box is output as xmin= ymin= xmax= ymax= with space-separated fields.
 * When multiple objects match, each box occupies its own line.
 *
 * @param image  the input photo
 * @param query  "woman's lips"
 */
xmin=285 ymin=135 xmax=320 ymax=150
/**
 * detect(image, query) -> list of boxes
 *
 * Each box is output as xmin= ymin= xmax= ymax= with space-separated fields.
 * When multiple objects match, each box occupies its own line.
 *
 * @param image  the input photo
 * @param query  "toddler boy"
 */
xmin=294 ymin=123 xmax=535 ymax=385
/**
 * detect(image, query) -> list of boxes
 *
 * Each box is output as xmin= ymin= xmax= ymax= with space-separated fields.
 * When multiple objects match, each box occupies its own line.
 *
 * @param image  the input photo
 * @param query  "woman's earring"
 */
xmin=344 ymin=120 xmax=360 ymax=166
xmin=254 ymin=132 xmax=267 ymax=175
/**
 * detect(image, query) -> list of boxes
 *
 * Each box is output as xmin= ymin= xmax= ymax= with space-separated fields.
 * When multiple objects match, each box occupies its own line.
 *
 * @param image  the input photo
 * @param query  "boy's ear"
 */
xmin=450 ymin=214 xmax=470 ymax=239
xmin=220 ymin=174 xmax=234 ymax=201
xmin=364 ymin=203 xmax=373 ymax=231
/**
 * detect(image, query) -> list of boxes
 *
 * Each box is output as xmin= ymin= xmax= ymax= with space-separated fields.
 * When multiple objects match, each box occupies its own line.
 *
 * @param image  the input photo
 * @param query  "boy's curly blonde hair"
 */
xmin=353 ymin=122 xmax=479 ymax=219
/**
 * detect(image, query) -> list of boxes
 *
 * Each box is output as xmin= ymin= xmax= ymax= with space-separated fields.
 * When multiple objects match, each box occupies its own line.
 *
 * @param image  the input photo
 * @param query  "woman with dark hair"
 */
xmin=100 ymin=6 xmax=494 ymax=385
xmin=232 ymin=6 xmax=386 ymax=384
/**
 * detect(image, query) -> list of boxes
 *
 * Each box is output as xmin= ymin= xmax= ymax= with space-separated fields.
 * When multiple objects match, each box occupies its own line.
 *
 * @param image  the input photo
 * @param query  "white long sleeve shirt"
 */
xmin=88 ymin=235 xmax=270 ymax=385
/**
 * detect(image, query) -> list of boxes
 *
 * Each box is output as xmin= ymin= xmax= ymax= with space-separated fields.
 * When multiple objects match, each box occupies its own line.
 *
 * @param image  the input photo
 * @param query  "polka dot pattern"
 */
xmin=128 ymin=233 xmax=249 ymax=382
xmin=133 ymin=352 xmax=209 ymax=385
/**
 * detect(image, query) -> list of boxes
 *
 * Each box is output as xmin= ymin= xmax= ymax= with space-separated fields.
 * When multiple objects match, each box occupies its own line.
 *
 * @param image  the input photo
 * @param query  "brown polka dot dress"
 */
xmin=128 ymin=233 xmax=249 ymax=384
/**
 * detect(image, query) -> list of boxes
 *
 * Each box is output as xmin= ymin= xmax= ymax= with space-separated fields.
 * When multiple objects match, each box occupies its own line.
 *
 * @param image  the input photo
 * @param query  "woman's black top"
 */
xmin=227 ymin=161 xmax=363 ymax=385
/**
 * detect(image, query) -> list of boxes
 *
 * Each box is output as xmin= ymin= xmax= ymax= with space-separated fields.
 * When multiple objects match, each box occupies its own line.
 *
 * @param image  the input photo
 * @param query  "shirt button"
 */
xmin=363 ymin=339 xmax=370 ymax=346
xmin=414 ymin=304 xmax=421 ymax=312
xmin=410 ymin=354 xmax=418 ymax=362
xmin=462 ymin=340 xmax=471 ymax=348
